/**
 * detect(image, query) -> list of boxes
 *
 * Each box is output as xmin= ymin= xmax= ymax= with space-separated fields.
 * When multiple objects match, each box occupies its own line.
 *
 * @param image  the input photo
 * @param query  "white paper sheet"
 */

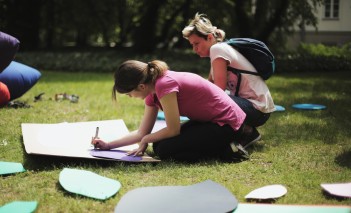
xmin=21 ymin=119 xmax=138 ymax=159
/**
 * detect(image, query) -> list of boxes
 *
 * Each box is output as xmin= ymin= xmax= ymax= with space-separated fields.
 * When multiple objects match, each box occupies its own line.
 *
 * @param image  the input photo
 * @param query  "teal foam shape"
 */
xmin=0 ymin=201 xmax=37 ymax=213
xmin=59 ymin=168 xmax=121 ymax=200
xmin=0 ymin=161 xmax=25 ymax=175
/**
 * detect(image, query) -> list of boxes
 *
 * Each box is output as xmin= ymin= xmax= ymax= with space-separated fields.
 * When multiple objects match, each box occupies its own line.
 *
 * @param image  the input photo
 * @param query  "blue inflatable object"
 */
xmin=292 ymin=104 xmax=326 ymax=110
xmin=157 ymin=111 xmax=189 ymax=121
xmin=0 ymin=31 xmax=20 ymax=72
xmin=0 ymin=61 xmax=41 ymax=100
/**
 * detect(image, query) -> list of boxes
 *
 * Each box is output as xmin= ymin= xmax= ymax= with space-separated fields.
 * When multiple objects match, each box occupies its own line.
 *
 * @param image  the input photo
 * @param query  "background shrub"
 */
xmin=14 ymin=43 xmax=351 ymax=74
xmin=15 ymin=49 xmax=209 ymax=74
xmin=276 ymin=43 xmax=351 ymax=73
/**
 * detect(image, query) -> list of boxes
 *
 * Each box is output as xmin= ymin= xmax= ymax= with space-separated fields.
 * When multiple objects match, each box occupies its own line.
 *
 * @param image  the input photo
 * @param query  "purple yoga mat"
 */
xmin=90 ymin=150 xmax=142 ymax=162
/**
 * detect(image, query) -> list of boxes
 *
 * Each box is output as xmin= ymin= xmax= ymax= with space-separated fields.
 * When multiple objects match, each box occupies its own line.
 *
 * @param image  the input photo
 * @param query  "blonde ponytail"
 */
xmin=182 ymin=13 xmax=225 ymax=42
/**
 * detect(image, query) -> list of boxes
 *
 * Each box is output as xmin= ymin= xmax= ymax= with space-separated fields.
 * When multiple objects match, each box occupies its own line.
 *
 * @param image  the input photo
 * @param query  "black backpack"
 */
xmin=225 ymin=38 xmax=275 ymax=96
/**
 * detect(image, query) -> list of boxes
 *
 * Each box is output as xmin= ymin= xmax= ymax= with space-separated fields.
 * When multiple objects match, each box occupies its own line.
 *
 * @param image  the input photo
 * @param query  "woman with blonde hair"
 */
xmin=92 ymin=59 xmax=249 ymax=162
xmin=182 ymin=13 xmax=275 ymax=148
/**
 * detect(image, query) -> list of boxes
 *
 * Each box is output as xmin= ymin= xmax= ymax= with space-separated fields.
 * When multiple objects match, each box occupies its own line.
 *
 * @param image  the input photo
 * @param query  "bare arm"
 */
xmin=141 ymin=92 xmax=181 ymax=143
xmin=128 ymin=92 xmax=181 ymax=156
xmin=211 ymin=57 xmax=228 ymax=90
xmin=208 ymin=71 xmax=214 ymax=83
xmin=92 ymin=105 xmax=158 ymax=149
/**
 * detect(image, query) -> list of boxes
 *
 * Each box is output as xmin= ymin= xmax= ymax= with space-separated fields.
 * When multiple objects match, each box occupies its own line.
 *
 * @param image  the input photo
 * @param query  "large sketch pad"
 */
xmin=21 ymin=119 xmax=159 ymax=162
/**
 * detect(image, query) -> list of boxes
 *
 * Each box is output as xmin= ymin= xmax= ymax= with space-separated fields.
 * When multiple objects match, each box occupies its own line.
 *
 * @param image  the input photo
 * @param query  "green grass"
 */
xmin=1 ymin=70 xmax=350 ymax=212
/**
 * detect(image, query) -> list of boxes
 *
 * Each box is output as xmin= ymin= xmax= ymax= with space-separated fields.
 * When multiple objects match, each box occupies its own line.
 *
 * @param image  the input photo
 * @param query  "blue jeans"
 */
xmin=229 ymin=95 xmax=270 ymax=127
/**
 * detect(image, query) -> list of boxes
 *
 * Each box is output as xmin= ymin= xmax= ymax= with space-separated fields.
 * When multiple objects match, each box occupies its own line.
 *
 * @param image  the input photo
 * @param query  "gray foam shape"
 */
xmin=114 ymin=179 xmax=238 ymax=213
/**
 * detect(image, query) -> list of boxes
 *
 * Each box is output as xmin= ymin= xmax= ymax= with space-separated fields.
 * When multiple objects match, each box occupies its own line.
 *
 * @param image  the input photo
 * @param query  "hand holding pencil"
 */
xmin=92 ymin=127 xmax=99 ymax=149
xmin=91 ymin=127 xmax=109 ymax=150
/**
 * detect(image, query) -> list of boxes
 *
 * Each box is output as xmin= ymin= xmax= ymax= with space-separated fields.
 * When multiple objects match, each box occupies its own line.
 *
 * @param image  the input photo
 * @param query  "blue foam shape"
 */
xmin=274 ymin=105 xmax=285 ymax=112
xmin=157 ymin=111 xmax=189 ymax=121
xmin=292 ymin=104 xmax=326 ymax=110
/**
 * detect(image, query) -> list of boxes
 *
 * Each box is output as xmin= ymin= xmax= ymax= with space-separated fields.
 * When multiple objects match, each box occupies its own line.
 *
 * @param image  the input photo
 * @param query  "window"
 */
xmin=324 ymin=0 xmax=339 ymax=19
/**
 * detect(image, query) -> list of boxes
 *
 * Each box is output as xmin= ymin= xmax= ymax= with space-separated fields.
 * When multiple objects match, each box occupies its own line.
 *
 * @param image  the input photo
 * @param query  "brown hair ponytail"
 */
xmin=112 ymin=60 xmax=168 ymax=100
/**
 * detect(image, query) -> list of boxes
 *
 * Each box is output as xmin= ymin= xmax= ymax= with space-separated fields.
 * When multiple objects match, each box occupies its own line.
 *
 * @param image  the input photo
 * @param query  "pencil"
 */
xmin=95 ymin=127 xmax=99 ymax=139
xmin=93 ymin=127 xmax=99 ymax=149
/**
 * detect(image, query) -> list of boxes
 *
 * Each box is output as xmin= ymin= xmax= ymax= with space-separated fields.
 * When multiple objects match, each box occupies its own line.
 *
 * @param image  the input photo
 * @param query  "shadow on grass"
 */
xmin=22 ymin=153 xmax=137 ymax=171
xmin=246 ymin=143 xmax=266 ymax=153
xmin=55 ymin=182 xmax=115 ymax=202
xmin=322 ymin=190 xmax=351 ymax=202
xmin=245 ymin=198 xmax=278 ymax=204
xmin=19 ymin=134 xmax=161 ymax=171
xmin=261 ymin=105 xmax=350 ymax=149
xmin=20 ymin=133 xmax=247 ymax=172
xmin=21 ymin=142 xmax=246 ymax=172
xmin=335 ymin=150 xmax=351 ymax=169
xmin=22 ymin=152 xmax=247 ymax=172
xmin=269 ymin=72 xmax=351 ymax=144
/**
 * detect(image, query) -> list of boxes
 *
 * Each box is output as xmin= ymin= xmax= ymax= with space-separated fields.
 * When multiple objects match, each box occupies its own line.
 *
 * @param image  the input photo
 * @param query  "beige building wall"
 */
xmin=287 ymin=0 xmax=351 ymax=49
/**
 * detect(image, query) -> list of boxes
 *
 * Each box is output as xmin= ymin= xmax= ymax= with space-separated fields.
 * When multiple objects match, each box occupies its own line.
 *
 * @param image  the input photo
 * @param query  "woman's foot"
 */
xmin=239 ymin=125 xmax=261 ymax=148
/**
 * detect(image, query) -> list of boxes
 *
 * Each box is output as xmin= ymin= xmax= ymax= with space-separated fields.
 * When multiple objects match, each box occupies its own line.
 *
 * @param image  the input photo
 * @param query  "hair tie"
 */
xmin=147 ymin=62 xmax=155 ymax=72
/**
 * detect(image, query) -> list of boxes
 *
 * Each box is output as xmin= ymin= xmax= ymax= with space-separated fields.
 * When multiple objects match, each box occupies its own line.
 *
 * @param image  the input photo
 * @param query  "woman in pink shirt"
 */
xmin=92 ymin=60 xmax=249 ymax=162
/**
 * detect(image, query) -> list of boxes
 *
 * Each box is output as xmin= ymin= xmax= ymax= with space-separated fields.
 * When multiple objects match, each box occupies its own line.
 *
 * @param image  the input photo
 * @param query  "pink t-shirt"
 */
xmin=145 ymin=71 xmax=246 ymax=131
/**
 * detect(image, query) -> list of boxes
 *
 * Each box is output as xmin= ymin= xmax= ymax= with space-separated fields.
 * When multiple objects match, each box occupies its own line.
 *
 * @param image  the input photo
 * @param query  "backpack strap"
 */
xmin=235 ymin=72 xmax=242 ymax=97
xmin=227 ymin=66 xmax=261 ymax=77
xmin=227 ymin=66 xmax=258 ymax=97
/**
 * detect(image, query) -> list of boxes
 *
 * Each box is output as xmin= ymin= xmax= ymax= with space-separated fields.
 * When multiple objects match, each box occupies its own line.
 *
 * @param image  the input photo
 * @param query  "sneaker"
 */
xmin=229 ymin=142 xmax=249 ymax=160
xmin=239 ymin=126 xmax=261 ymax=148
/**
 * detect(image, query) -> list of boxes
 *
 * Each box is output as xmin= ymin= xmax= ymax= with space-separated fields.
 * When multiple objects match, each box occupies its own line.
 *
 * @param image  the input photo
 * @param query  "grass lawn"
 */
xmin=0 ymin=70 xmax=350 ymax=212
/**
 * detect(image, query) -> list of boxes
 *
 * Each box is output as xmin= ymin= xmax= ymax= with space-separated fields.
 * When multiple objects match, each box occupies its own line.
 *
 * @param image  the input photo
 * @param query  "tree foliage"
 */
xmin=0 ymin=0 xmax=323 ymax=52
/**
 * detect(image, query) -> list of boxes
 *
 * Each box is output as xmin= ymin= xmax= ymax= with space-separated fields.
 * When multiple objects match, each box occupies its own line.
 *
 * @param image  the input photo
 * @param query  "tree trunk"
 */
xmin=133 ymin=0 xmax=166 ymax=53
xmin=5 ymin=0 xmax=42 ymax=50
xmin=234 ymin=0 xmax=253 ymax=37
xmin=258 ymin=0 xmax=290 ymax=43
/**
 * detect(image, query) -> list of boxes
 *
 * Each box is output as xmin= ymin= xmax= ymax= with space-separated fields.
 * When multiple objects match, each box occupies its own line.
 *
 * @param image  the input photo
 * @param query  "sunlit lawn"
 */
xmin=0 ymin=70 xmax=350 ymax=212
